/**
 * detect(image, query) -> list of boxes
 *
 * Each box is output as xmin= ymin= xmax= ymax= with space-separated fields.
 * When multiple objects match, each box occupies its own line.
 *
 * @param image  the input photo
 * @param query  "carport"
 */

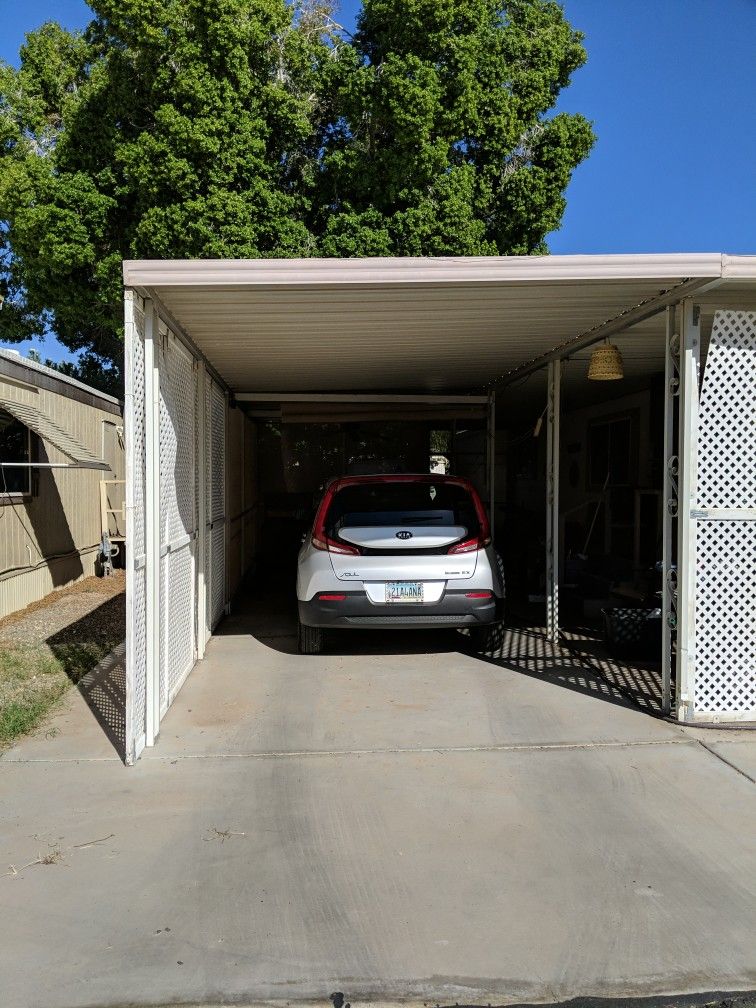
xmin=122 ymin=253 xmax=756 ymax=764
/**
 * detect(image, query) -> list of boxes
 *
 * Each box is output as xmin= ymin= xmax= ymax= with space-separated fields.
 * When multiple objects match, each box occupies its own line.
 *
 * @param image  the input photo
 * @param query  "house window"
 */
xmin=0 ymin=409 xmax=31 ymax=496
xmin=588 ymin=415 xmax=634 ymax=488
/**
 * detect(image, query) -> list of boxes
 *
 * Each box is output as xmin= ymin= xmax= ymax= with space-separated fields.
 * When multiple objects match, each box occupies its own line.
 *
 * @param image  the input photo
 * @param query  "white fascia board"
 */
xmin=722 ymin=254 xmax=756 ymax=280
xmin=122 ymin=253 xmax=727 ymax=289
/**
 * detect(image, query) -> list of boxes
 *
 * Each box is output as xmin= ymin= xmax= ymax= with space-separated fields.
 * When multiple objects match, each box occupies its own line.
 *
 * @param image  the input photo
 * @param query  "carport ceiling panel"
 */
xmin=152 ymin=278 xmax=702 ymax=393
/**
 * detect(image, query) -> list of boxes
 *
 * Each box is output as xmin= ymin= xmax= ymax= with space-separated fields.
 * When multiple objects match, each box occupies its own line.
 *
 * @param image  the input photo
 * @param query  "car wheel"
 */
xmin=494 ymin=550 xmax=506 ymax=616
xmin=467 ymin=623 xmax=496 ymax=653
xmin=298 ymin=621 xmax=324 ymax=655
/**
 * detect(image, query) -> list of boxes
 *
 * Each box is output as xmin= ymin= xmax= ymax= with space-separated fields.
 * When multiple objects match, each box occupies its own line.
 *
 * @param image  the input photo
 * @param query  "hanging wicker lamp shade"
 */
xmin=587 ymin=342 xmax=624 ymax=380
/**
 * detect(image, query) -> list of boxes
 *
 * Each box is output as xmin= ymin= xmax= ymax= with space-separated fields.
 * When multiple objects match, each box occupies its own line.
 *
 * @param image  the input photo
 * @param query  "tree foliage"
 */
xmin=0 ymin=0 xmax=593 ymax=393
xmin=315 ymin=0 xmax=594 ymax=256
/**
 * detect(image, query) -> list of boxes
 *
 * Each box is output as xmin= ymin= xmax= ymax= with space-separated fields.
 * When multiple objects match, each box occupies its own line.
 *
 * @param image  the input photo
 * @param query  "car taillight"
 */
xmin=466 ymin=590 xmax=492 ymax=598
xmin=448 ymin=533 xmax=491 ymax=555
xmin=318 ymin=593 xmax=346 ymax=601
xmin=310 ymin=484 xmax=361 ymax=556
xmin=448 ymin=482 xmax=491 ymax=554
xmin=311 ymin=534 xmax=361 ymax=556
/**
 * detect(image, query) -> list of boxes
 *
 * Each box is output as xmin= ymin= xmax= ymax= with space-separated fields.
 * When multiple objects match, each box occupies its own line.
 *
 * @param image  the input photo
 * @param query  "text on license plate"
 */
xmin=386 ymin=581 xmax=423 ymax=603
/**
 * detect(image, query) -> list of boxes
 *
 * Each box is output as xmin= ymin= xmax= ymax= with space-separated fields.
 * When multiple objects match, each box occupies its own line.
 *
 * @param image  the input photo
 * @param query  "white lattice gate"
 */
xmin=124 ymin=292 xmax=148 ymax=762
xmin=158 ymin=334 xmax=197 ymax=714
xmin=689 ymin=310 xmax=756 ymax=720
xmin=125 ymin=293 xmax=228 ymax=762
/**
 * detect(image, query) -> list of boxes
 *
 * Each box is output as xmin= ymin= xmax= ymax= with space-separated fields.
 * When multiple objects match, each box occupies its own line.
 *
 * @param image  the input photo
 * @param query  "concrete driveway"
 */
xmin=1 ymin=592 xmax=755 ymax=1008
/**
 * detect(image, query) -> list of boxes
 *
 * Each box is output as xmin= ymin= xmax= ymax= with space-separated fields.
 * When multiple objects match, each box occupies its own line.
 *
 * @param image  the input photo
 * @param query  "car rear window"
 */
xmin=325 ymin=481 xmax=480 ymax=538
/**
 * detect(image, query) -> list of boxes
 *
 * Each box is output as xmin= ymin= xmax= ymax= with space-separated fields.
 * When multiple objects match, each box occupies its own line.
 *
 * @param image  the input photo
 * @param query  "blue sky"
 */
xmin=1 ymin=0 xmax=754 ymax=362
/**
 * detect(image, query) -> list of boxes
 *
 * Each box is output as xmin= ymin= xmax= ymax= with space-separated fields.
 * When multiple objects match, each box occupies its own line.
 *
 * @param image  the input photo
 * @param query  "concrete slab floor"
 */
xmin=1 ymin=617 xmax=755 ymax=1008
xmin=696 ymin=740 xmax=756 ymax=782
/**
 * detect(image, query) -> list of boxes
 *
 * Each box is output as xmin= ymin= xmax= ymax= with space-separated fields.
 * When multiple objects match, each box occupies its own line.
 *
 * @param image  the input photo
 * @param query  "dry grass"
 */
xmin=0 ymin=647 xmax=71 ymax=747
xmin=6 ymin=833 xmax=114 ymax=877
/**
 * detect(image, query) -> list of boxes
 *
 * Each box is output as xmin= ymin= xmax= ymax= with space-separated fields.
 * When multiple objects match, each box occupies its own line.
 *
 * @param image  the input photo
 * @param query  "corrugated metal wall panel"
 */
xmin=242 ymin=416 xmax=260 ymax=573
xmin=227 ymin=407 xmax=243 ymax=599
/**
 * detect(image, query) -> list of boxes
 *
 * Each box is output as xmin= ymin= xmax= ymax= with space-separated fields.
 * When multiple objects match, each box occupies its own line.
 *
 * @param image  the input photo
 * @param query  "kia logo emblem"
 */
xmin=396 ymin=530 xmax=413 ymax=540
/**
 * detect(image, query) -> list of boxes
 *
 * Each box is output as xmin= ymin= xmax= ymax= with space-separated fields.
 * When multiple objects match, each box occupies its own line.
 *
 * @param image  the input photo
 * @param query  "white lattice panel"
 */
xmin=125 ymin=294 xmax=147 ymax=763
xmin=210 ymin=381 xmax=225 ymax=521
xmin=695 ymin=521 xmax=756 ymax=716
xmin=167 ymin=546 xmax=195 ymax=697
xmin=157 ymin=339 xmax=172 ymax=713
xmin=132 ymin=309 xmax=147 ymax=754
xmin=159 ymin=340 xmax=196 ymax=542
xmin=158 ymin=337 xmax=197 ymax=705
xmin=211 ymin=524 xmax=225 ymax=626
xmin=698 ymin=311 xmax=756 ymax=509
xmin=693 ymin=310 xmax=756 ymax=721
xmin=194 ymin=363 xmax=201 ymax=632
xmin=159 ymin=551 xmax=168 ymax=712
xmin=228 ymin=521 xmax=242 ymax=598
xmin=126 ymin=302 xmax=210 ymax=758
xmin=132 ymin=313 xmax=146 ymax=562
xmin=158 ymin=340 xmax=177 ymax=545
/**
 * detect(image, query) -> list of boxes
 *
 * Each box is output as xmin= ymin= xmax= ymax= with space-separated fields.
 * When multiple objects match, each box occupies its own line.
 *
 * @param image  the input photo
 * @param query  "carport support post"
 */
xmin=224 ymin=389 xmax=231 ymax=615
xmin=675 ymin=299 xmax=701 ymax=721
xmin=661 ymin=306 xmax=678 ymax=717
xmin=546 ymin=359 xmax=561 ymax=642
xmin=143 ymin=298 xmax=161 ymax=746
xmin=196 ymin=362 xmax=208 ymax=660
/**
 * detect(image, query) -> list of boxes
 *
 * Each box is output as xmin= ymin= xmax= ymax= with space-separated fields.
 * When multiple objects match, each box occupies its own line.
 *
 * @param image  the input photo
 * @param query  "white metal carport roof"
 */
xmin=120 ymin=252 xmax=756 ymax=764
xmin=123 ymin=253 xmax=756 ymax=395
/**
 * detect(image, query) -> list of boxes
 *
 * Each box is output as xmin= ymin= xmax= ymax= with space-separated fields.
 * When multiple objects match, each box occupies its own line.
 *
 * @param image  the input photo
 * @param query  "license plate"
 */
xmin=386 ymin=581 xmax=423 ymax=603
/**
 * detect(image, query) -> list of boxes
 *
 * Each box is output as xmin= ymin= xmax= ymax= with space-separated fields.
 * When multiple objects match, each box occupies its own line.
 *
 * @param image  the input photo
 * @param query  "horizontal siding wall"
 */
xmin=0 ymin=375 xmax=123 ymax=619
xmin=0 ymin=546 xmax=101 ymax=618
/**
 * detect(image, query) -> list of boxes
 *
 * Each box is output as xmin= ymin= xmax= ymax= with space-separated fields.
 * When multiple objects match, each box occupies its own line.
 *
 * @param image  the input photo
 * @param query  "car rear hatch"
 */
xmin=313 ymin=476 xmax=489 ymax=586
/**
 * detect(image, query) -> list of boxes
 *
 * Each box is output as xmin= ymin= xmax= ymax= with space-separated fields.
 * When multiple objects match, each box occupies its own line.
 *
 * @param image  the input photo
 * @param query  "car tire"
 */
xmin=298 ymin=621 xmax=324 ymax=655
xmin=494 ymin=550 xmax=506 ymax=617
xmin=467 ymin=623 xmax=498 ymax=653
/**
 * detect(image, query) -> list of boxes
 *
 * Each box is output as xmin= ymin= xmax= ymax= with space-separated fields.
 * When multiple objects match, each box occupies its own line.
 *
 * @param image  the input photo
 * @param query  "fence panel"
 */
xmin=159 ymin=336 xmax=197 ymax=707
xmin=693 ymin=309 xmax=756 ymax=720
xmin=124 ymin=293 xmax=147 ymax=764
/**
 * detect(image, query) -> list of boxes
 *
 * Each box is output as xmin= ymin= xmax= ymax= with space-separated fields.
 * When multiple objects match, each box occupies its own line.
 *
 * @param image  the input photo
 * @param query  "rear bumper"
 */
xmin=299 ymin=590 xmax=498 ymax=629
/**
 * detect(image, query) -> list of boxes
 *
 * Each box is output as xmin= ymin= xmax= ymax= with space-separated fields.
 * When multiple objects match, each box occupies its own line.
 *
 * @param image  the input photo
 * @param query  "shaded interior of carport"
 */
xmin=122 ymin=253 xmax=756 ymax=763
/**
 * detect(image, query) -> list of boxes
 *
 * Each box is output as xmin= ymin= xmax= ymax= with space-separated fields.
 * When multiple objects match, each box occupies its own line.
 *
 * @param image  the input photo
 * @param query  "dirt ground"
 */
xmin=0 ymin=570 xmax=125 ymax=644
xmin=0 ymin=572 xmax=125 ymax=748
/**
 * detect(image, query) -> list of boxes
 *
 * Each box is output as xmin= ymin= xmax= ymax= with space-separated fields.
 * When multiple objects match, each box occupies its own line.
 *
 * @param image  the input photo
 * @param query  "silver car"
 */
xmin=296 ymin=474 xmax=505 ymax=654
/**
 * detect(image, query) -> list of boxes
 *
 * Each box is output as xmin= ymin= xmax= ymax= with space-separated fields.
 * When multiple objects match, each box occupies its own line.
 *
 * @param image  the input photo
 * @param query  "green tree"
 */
xmin=316 ymin=0 xmax=594 ymax=256
xmin=0 ymin=1 xmax=333 ymax=394
xmin=0 ymin=1 xmax=593 ymax=395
